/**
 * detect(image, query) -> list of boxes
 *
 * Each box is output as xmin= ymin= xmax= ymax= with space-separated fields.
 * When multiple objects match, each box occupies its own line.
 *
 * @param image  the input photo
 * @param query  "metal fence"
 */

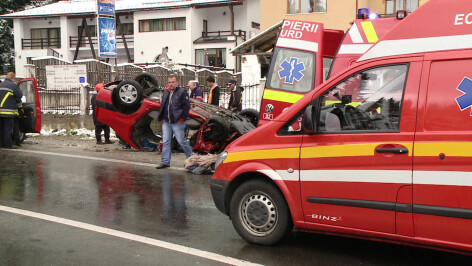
xmin=38 ymin=83 xmax=261 ymax=114
xmin=31 ymin=57 xmax=258 ymax=114
xmin=39 ymin=87 xmax=81 ymax=114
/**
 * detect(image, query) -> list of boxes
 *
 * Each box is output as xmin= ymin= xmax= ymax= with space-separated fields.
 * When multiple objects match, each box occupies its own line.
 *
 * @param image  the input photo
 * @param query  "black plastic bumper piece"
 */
xmin=210 ymin=179 xmax=230 ymax=215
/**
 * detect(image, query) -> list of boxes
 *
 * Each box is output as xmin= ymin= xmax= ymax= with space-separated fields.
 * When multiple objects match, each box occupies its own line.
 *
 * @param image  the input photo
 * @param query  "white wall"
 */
xmin=133 ymin=9 xmax=192 ymax=64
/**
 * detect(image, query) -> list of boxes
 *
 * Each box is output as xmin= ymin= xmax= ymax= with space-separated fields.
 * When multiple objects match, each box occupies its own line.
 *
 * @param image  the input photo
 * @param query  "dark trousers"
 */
xmin=0 ymin=117 xmax=14 ymax=148
xmin=95 ymin=125 xmax=110 ymax=142
xmin=13 ymin=118 xmax=20 ymax=143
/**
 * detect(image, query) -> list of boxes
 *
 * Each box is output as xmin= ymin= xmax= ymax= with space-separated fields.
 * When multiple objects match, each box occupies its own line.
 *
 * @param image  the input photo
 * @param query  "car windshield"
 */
xmin=267 ymin=48 xmax=315 ymax=93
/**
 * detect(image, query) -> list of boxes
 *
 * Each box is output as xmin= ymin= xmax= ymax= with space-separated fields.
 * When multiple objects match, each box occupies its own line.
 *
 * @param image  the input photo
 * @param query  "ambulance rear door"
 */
xmin=260 ymin=20 xmax=325 ymax=127
xmin=17 ymin=78 xmax=41 ymax=133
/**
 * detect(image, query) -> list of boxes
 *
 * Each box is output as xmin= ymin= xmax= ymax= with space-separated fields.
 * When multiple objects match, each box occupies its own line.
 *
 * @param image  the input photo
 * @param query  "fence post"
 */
xmin=80 ymin=86 xmax=90 ymax=115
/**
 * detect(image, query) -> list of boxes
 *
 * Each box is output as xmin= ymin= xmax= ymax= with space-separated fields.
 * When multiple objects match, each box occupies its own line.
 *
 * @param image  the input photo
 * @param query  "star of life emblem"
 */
xmin=278 ymin=57 xmax=305 ymax=84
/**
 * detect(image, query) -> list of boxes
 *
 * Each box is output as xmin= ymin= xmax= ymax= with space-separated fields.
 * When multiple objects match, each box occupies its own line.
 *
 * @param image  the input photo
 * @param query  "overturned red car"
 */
xmin=94 ymin=73 xmax=258 ymax=153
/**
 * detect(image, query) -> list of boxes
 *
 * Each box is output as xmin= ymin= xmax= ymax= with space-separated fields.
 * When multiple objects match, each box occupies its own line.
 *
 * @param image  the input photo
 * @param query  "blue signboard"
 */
xmin=98 ymin=17 xmax=117 ymax=58
xmin=97 ymin=0 xmax=115 ymax=16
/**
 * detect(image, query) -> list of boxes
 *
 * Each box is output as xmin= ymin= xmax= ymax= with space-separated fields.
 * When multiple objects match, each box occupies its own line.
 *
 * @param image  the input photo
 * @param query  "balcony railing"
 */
xmin=195 ymin=30 xmax=246 ymax=43
xmin=22 ymin=38 xmax=61 ymax=49
xmin=69 ymin=35 xmax=134 ymax=48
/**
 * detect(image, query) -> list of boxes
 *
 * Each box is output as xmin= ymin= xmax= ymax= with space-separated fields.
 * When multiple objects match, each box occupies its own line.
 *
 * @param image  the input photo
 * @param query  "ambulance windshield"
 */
xmin=267 ymin=48 xmax=315 ymax=93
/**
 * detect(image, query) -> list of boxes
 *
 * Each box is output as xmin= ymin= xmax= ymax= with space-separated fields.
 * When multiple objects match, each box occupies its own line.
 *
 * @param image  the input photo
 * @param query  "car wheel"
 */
xmin=230 ymin=179 xmax=293 ymax=245
xmin=240 ymin=108 xmax=259 ymax=127
xmin=135 ymin=72 xmax=159 ymax=97
xmin=112 ymin=80 xmax=144 ymax=114
xmin=205 ymin=115 xmax=230 ymax=142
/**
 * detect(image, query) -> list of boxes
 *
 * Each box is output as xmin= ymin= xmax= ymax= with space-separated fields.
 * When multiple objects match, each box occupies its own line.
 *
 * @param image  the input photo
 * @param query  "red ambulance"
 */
xmin=211 ymin=0 xmax=472 ymax=254
xmin=259 ymin=14 xmax=403 ymax=127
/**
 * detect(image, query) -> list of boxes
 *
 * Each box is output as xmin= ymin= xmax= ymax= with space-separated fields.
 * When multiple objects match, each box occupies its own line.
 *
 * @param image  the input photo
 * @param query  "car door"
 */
xmin=412 ymin=52 xmax=472 ymax=247
xmin=300 ymin=58 xmax=422 ymax=234
xmin=17 ymin=78 xmax=41 ymax=133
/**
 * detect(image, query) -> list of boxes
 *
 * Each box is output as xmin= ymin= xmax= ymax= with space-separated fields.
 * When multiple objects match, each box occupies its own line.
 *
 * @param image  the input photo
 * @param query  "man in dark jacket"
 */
xmin=156 ymin=75 xmax=194 ymax=169
xmin=0 ymin=72 xmax=23 ymax=148
xmin=227 ymin=79 xmax=243 ymax=112
xmin=188 ymin=80 xmax=203 ymax=101
xmin=91 ymin=83 xmax=113 ymax=145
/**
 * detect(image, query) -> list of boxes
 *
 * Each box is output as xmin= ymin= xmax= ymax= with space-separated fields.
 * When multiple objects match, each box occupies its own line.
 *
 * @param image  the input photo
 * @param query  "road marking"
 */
xmin=0 ymin=205 xmax=261 ymax=266
xmin=6 ymin=149 xmax=187 ymax=171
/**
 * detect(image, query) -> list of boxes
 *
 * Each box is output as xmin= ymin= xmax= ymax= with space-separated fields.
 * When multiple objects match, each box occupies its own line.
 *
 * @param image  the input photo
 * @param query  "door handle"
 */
xmin=376 ymin=147 xmax=409 ymax=154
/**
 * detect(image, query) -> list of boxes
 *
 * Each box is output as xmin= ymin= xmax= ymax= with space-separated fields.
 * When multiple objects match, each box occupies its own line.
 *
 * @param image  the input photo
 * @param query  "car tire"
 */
xmin=205 ymin=115 xmax=230 ymax=142
xmin=240 ymin=108 xmax=259 ymax=127
xmin=230 ymin=179 xmax=293 ymax=245
xmin=112 ymin=80 xmax=144 ymax=114
xmin=135 ymin=72 xmax=159 ymax=97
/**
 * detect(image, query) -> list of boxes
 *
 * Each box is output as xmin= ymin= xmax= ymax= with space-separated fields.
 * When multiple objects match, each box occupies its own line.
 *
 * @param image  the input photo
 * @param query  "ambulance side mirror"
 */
xmin=302 ymin=105 xmax=317 ymax=133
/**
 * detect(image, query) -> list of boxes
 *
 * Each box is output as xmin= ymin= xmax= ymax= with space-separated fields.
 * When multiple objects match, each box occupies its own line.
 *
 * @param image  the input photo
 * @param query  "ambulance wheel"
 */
xmin=205 ymin=115 xmax=230 ymax=142
xmin=230 ymin=179 xmax=293 ymax=245
xmin=240 ymin=108 xmax=259 ymax=127
xmin=135 ymin=72 xmax=159 ymax=97
xmin=112 ymin=80 xmax=143 ymax=114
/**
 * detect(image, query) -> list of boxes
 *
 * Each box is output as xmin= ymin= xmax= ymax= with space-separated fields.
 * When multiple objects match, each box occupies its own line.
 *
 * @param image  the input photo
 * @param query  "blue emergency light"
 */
xmin=357 ymin=8 xmax=369 ymax=19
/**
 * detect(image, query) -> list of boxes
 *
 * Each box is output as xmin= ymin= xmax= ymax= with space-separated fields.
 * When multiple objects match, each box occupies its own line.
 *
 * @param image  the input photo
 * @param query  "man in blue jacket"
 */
xmin=0 ymin=72 xmax=23 ymax=148
xmin=156 ymin=75 xmax=194 ymax=169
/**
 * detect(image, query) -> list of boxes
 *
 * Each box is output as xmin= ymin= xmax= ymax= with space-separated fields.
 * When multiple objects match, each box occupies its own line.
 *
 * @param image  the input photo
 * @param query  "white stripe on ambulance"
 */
xmin=276 ymin=38 xmax=319 ymax=53
xmin=348 ymin=23 xmax=364 ymax=44
xmin=358 ymin=34 xmax=472 ymax=61
xmin=258 ymin=169 xmax=472 ymax=187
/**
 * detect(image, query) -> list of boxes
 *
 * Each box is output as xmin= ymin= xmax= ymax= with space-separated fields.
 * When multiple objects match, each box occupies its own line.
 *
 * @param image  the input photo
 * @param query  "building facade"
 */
xmin=1 ymin=0 xmax=260 ymax=77
xmin=260 ymin=0 xmax=429 ymax=31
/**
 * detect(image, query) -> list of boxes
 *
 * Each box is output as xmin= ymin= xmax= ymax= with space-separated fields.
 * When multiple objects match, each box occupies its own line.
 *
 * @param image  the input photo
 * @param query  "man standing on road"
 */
xmin=0 ymin=72 xmax=23 ymax=149
xmin=188 ymin=80 xmax=203 ymax=101
xmin=206 ymin=76 xmax=220 ymax=106
xmin=156 ymin=75 xmax=194 ymax=169
xmin=227 ymin=79 xmax=243 ymax=112
xmin=91 ymin=83 xmax=114 ymax=145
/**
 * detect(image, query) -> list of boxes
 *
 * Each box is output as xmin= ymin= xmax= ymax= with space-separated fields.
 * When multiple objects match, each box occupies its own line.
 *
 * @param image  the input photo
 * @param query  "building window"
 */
xmin=386 ymin=0 xmax=419 ymax=14
xmin=117 ymin=23 xmax=134 ymax=35
xmin=78 ymin=25 xmax=97 ymax=37
xmin=288 ymin=0 xmax=326 ymax=14
xmin=139 ymin=17 xmax=186 ymax=32
xmin=30 ymin=28 xmax=61 ymax=48
xmin=195 ymin=48 xmax=226 ymax=68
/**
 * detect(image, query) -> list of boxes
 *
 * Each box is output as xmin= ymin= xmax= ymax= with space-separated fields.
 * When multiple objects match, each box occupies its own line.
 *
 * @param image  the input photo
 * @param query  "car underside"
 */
xmin=95 ymin=73 xmax=258 ymax=153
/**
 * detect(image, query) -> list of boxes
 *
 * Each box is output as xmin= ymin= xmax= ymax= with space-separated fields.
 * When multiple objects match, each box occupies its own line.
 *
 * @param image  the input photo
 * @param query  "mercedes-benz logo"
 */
xmin=265 ymin=104 xmax=274 ymax=113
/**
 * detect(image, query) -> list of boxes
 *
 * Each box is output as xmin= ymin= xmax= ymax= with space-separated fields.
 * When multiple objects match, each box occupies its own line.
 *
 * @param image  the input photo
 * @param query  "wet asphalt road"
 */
xmin=0 ymin=148 xmax=471 ymax=265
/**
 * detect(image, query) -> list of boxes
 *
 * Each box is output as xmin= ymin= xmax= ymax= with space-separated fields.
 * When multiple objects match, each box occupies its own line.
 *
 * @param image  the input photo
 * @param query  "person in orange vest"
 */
xmin=206 ymin=76 xmax=220 ymax=106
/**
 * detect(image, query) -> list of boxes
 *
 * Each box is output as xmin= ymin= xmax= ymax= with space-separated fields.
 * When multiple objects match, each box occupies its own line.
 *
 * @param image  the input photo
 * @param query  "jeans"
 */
xmin=161 ymin=120 xmax=193 ymax=166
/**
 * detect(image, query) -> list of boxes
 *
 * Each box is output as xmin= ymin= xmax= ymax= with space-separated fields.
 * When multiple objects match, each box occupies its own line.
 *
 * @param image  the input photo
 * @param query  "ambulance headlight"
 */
xmin=215 ymin=151 xmax=228 ymax=169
